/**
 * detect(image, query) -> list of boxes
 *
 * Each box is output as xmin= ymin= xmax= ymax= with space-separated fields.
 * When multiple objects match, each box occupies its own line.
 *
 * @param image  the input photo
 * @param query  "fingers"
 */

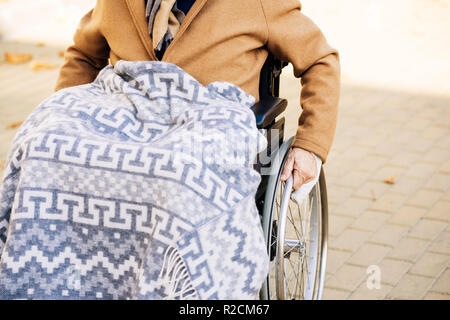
xmin=292 ymin=155 xmax=315 ymax=185
xmin=292 ymin=151 xmax=316 ymax=190
xmin=301 ymin=159 xmax=316 ymax=184
xmin=280 ymin=150 xmax=294 ymax=181
xmin=307 ymin=151 xmax=318 ymax=181
xmin=292 ymin=169 xmax=303 ymax=190
xmin=280 ymin=148 xmax=319 ymax=191
xmin=295 ymin=165 xmax=314 ymax=186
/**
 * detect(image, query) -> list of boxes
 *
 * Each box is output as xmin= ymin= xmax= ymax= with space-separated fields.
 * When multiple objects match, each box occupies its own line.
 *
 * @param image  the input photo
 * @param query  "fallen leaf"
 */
xmin=4 ymin=52 xmax=33 ymax=64
xmin=37 ymin=42 xmax=46 ymax=47
xmin=383 ymin=174 xmax=396 ymax=185
xmin=58 ymin=51 xmax=65 ymax=58
xmin=370 ymin=188 xmax=376 ymax=201
xmin=30 ymin=61 xmax=59 ymax=71
xmin=0 ymin=160 xmax=5 ymax=170
xmin=6 ymin=121 xmax=23 ymax=129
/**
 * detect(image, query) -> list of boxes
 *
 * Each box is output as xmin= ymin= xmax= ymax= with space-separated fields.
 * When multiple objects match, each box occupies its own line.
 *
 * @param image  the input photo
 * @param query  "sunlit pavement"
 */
xmin=0 ymin=0 xmax=449 ymax=300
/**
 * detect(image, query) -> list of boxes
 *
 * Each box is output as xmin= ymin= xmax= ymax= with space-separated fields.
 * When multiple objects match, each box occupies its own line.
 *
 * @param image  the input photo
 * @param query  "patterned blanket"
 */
xmin=0 ymin=61 xmax=269 ymax=299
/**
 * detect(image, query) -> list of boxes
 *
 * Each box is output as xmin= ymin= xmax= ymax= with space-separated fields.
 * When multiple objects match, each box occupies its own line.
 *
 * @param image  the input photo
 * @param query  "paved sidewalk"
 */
xmin=279 ymin=64 xmax=450 ymax=300
xmin=0 ymin=42 xmax=62 ymax=162
xmin=313 ymin=84 xmax=449 ymax=300
xmin=298 ymin=0 xmax=450 ymax=300
xmin=0 ymin=0 xmax=449 ymax=300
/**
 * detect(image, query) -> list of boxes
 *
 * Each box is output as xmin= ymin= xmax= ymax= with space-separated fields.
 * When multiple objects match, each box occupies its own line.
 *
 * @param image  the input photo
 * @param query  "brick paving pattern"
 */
xmin=318 ymin=85 xmax=449 ymax=300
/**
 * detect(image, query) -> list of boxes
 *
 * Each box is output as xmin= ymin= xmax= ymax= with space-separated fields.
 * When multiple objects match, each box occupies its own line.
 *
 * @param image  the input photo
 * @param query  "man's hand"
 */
xmin=280 ymin=147 xmax=318 ymax=190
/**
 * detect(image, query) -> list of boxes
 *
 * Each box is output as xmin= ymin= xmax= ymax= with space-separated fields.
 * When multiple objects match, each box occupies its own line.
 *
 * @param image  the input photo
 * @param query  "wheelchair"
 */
xmin=252 ymin=55 xmax=329 ymax=300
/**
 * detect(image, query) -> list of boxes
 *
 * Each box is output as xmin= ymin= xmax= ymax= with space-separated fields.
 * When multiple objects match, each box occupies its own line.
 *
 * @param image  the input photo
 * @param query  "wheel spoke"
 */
xmin=285 ymin=253 xmax=303 ymax=299
xmin=287 ymin=204 xmax=303 ymax=242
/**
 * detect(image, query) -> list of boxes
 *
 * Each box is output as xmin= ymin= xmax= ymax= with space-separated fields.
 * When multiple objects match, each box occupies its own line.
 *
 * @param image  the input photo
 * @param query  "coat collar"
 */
xmin=125 ymin=0 xmax=208 ymax=61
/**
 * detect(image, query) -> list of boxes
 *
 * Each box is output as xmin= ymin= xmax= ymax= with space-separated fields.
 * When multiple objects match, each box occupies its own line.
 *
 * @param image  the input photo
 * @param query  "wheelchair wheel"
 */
xmin=259 ymin=138 xmax=328 ymax=300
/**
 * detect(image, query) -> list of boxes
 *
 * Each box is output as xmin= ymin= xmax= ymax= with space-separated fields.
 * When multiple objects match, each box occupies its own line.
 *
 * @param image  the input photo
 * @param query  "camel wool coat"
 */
xmin=55 ymin=0 xmax=340 ymax=163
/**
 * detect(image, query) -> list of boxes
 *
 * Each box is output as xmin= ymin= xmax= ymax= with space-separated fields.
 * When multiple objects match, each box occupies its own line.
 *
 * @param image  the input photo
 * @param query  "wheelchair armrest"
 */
xmin=251 ymin=96 xmax=288 ymax=129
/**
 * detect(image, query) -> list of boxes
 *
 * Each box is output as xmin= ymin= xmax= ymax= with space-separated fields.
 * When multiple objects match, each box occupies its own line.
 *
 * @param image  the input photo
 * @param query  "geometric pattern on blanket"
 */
xmin=0 ymin=61 xmax=269 ymax=299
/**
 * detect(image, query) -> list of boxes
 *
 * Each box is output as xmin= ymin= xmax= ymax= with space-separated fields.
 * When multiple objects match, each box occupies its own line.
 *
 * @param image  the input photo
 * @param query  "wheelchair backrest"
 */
xmin=258 ymin=53 xmax=286 ymax=99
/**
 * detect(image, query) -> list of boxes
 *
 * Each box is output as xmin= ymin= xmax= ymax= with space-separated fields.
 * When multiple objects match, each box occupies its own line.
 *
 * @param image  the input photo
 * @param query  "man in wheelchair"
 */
xmin=56 ymin=0 xmax=340 ymax=191
xmin=0 ymin=0 xmax=339 ymax=300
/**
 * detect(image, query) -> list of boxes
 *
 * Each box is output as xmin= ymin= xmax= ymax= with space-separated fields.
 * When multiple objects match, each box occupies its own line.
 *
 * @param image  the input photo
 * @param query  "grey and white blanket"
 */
xmin=0 ymin=61 xmax=269 ymax=299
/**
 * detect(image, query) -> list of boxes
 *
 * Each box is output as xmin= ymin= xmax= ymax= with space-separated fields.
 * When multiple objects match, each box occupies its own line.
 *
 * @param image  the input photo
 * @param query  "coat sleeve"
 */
xmin=55 ymin=2 xmax=110 ymax=92
xmin=260 ymin=0 xmax=340 ymax=163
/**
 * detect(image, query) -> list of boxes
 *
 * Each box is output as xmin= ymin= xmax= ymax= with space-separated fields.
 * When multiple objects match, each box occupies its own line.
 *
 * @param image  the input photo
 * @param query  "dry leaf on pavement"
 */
xmin=0 ymin=160 xmax=5 ymax=170
xmin=30 ymin=61 xmax=59 ymax=71
xmin=58 ymin=51 xmax=65 ymax=58
xmin=383 ymin=174 xmax=396 ymax=184
xmin=4 ymin=52 xmax=33 ymax=64
xmin=370 ymin=188 xmax=376 ymax=201
xmin=6 ymin=121 xmax=23 ymax=129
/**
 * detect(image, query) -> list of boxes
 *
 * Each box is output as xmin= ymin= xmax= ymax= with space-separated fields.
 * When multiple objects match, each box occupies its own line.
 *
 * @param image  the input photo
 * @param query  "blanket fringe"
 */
xmin=157 ymin=245 xmax=197 ymax=300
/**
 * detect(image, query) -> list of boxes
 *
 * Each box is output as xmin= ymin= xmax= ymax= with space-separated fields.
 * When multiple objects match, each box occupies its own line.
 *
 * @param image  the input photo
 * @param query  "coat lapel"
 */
xmin=162 ymin=0 xmax=208 ymax=59
xmin=125 ymin=0 xmax=156 ymax=60
xmin=125 ymin=0 xmax=208 ymax=61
